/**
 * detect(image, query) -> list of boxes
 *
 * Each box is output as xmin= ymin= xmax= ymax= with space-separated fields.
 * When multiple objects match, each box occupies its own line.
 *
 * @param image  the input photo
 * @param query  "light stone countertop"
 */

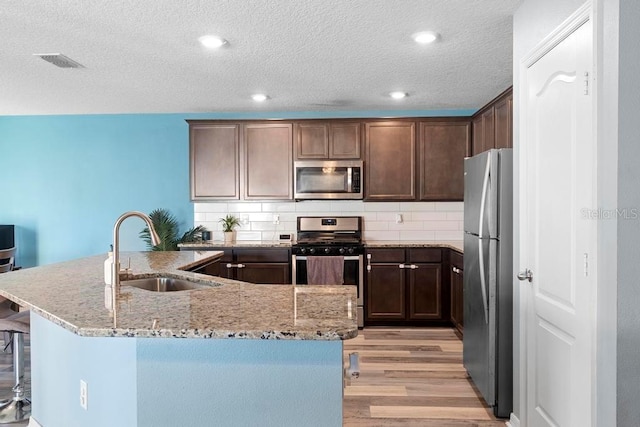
xmin=0 ymin=251 xmax=357 ymax=340
xmin=364 ymin=240 xmax=464 ymax=253
xmin=179 ymin=240 xmax=463 ymax=252
xmin=178 ymin=240 xmax=291 ymax=249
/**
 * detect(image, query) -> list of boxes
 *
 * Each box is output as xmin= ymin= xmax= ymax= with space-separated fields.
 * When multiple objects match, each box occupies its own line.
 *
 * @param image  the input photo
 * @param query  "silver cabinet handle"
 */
xmin=452 ymin=266 xmax=460 ymax=274
xmin=409 ymin=264 xmax=418 ymax=270
xmin=226 ymin=263 xmax=246 ymax=269
xmin=399 ymin=264 xmax=406 ymax=269
xmin=517 ymin=269 xmax=533 ymax=282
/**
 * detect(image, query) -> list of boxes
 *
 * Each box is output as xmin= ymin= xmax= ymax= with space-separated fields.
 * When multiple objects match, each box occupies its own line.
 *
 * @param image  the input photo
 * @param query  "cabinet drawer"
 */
xmin=367 ymin=248 xmax=405 ymax=263
xmin=408 ymin=248 xmax=441 ymax=263
xmin=235 ymin=248 xmax=290 ymax=263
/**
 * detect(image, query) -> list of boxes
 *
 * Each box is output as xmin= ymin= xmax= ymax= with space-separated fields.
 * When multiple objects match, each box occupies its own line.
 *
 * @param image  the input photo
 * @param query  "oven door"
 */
xmin=292 ymin=254 xmax=364 ymax=327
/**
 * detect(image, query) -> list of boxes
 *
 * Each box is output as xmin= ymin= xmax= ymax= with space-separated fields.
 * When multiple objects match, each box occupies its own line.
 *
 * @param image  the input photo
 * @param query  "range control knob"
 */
xmin=339 ymin=248 xmax=346 ymax=255
xmin=347 ymin=247 xmax=355 ymax=254
xmin=299 ymin=247 xmax=306 ymax=254
xmin=324 ymin=247 xmax=331 ymax=254
xmin=309 ymin=248 xmax=316 ymax=254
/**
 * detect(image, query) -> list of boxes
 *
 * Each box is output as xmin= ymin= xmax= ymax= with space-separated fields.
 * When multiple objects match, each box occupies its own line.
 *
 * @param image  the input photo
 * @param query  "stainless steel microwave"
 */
xmin=294 ymin=160 xmax=363 ymax=200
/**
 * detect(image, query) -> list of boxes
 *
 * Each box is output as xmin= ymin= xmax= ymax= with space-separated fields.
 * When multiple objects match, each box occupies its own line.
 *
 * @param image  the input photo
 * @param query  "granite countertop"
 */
xmin=364 ymin=240 xmax=463 ymax=252
xmin=0 ymin=251 xmax=357 ymax=341
xmin=178 ymin=240 xmax=291 ymax=248
xmin=180 ymin=240 xmax=463 ymax=252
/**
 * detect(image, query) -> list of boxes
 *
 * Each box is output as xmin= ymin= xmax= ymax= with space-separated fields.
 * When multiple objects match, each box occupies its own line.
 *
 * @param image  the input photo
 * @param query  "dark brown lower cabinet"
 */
xmin=450 ymin=250 xmax=464 ymax=334
xmin=367 ymin=262 xmax=406 ymax=320
xmin=366 ymin=248 xmax=443 ymax=324
xmin=185 ymin=247 xmax=291 ymax=284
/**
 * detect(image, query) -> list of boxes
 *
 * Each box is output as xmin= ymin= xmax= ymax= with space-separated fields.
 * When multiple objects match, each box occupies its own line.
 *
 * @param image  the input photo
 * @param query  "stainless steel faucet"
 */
xmin=111 ymin=211 xmax=161 ymax=290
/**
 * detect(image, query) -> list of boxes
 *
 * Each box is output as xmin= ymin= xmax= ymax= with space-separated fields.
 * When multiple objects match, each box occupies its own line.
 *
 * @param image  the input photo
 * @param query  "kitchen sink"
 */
xmin=122 ymin=277 xmax=208 ymax=292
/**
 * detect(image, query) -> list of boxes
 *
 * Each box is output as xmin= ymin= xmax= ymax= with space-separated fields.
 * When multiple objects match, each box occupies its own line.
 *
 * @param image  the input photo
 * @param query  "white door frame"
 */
xmin=517 ymin=2 xmax=597 ymax=425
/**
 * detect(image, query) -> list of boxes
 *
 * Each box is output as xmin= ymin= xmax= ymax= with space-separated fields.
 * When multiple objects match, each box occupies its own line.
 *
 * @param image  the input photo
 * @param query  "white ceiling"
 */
xmin=0 ymin=0 xmax=519 ymax=116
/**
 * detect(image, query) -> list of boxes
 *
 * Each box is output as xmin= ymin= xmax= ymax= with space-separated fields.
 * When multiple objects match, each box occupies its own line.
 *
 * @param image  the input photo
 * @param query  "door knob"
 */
xmin=517 ymin=269 xmax=533 ymax=282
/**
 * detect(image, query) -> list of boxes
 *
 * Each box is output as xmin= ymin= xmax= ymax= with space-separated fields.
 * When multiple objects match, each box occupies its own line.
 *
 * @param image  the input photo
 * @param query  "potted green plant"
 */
xmin=219 ymin=214 xmax=241 ymax=243
xmin=139 ymin=208 xmax=206 ymax=251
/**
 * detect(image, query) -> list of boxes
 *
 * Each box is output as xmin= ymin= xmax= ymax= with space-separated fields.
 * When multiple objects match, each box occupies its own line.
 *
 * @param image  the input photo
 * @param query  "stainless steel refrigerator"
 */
xmin=463 ymin=148 xmax=513 ymax=418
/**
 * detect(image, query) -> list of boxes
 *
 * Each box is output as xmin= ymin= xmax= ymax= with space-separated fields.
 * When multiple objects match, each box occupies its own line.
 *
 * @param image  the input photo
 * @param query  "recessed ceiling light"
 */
xmin=412 ymin=31 xmax=439 ymax=44
xmin=198 ymin=35 xmax=228 ymax=49
xmin=252 ymin=94 xmax=269 ymax=102
xmin=390 ymin=91 xmax=408 ymax=100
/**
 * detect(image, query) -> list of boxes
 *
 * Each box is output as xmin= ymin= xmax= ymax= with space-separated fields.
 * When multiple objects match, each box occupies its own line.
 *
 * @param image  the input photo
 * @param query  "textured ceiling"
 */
xmin=0 ymin=0 xmax=519 ymax=116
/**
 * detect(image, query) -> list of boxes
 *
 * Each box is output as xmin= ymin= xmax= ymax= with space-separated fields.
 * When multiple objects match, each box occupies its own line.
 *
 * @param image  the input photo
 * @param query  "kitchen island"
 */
xmin=0 ymin=251 xmax=357 ymax=427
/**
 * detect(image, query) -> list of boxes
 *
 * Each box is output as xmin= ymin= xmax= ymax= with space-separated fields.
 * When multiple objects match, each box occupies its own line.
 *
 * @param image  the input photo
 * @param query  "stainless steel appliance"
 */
xmin=292 ymin=216 xmax=364 ymax=327
xmin=294 ymin=160 xmax=363 ymax=200
xmin=463 ymin=148 xmax=513 ymax=418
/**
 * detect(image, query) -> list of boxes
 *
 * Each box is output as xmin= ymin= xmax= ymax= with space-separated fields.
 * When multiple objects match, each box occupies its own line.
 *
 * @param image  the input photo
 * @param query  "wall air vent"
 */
xmin=34 ymin=53 xmax=85 ymax=69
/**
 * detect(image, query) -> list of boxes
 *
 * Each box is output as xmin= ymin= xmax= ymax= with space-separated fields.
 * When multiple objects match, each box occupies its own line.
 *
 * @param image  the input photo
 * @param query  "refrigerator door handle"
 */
xmin=477 ymin=155 xmax=491 ymax=325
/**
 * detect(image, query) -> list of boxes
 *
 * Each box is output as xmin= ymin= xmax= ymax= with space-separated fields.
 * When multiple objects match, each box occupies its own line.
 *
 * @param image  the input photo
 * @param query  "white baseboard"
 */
xmin=505 ymin=412 xmax=521 ymax=427
xmin=28 ymin=416 xmax=43 ymax=427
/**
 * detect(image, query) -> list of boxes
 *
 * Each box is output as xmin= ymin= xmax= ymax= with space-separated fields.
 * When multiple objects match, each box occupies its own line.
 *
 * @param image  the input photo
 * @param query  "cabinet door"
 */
xmin=244 ymin=123 xmax=293 ymax=200
xmin=190 ymin=124 xmax=240 ymax=200
xmin=364 ymin=121 xmax=416 ymax=200
xmin=329 ymin=122 xmax=361 ymax=159
xmin=366 ymin=264 xmax=406 ymax=320
xmin=408 ymin=263 xmax=442 ymax=320
xmin=295 ymin=122 xmax=329 ymax=159
xmin=450 ymin=251 xmax=464 ymax=331
xmin=236 ymin=263 xmax=290 ymax=284
xmin=450 ymin=265 xmax=462 ymax=328
xmin=418 ymin=121 xmax=471 ymax=201
xmin=481 ymin=108 xmax=495 ymax=153
xmin=494 ymin=93 xmax=513 ymax=149
xmin=472 ymin=115 xmax=484 ymax=156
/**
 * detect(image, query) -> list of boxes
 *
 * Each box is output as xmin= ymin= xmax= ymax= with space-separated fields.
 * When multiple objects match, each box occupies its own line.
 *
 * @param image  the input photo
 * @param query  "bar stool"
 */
xmin=0 ymin=310 xmax=30 ymax=423
xmin=0 ymin=247 xmax=15 ymax=273
xmin=0 ymin=247 xmax=30 ymax=423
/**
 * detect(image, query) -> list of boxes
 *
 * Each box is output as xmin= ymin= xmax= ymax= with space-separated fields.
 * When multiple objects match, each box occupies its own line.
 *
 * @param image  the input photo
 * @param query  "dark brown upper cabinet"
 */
xmin=188 ymin=121 xmax=293 ymax=201
xmin=418 ymin=120 xmax=471 ymax=201
xmin=244 ymin=123 xmax=293 ymax=200
xmin=190 ymin=123 xmax=241 ymax=200
xmin=472 ymin=87 xmax=513 ymax=155
xmin=494 ymin=93 xmax=513 ymax=149
xmin=364 ymin=121 xmax=416 ymax=201
xmin=294 ymin=121 xmax=361 ymax=160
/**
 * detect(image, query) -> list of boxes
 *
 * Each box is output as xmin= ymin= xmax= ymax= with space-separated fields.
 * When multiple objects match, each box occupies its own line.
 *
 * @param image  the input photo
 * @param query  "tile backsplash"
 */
xmin=194 ymin=201 xmax=463 ymax=242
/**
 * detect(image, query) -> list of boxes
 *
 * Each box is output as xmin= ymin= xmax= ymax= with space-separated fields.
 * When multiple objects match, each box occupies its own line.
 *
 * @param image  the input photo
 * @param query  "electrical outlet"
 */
xmin=395 ymin=213 xmax=403 ymax=224
xmin=80 ymin=379 xmax=88 ymax=410
xmin=273 ymin=214 xmax=280 ymax=225
xmin=241 ymin=214 xmax=250 ymax=225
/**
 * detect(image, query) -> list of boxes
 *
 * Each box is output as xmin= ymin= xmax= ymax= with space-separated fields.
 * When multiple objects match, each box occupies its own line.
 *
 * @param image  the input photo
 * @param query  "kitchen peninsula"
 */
xmin=0 ymin=251 xmax=357 ymax=427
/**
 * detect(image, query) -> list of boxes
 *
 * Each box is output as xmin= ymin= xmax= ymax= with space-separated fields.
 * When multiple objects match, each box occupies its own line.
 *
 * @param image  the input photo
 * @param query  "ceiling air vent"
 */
xmin=34 ymin=53 xmax=85 ymax=69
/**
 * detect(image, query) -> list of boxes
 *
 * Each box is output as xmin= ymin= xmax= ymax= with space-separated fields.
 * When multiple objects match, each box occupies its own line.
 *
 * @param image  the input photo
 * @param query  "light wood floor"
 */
xmin=343 ymin=327 xmax=507 ymax=427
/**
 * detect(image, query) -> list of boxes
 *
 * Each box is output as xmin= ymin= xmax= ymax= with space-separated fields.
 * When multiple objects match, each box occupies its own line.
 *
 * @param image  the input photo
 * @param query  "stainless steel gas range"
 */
xmin=291 ymin=216 xmax=364 ymax=328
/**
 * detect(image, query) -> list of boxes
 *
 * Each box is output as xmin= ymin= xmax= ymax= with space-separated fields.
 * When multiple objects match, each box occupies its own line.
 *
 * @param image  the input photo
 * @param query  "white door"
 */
xmin=520 ymin=10 xmax=595 ymax=427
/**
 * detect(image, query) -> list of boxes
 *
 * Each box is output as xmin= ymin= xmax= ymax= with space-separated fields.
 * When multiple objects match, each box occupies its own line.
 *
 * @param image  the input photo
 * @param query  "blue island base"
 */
xmin=30 ymin=313 xmax=344 ymax=427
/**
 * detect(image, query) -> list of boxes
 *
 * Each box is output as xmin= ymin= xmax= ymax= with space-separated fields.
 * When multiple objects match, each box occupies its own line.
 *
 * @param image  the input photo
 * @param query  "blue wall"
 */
xmin=0 ymin=109 xmax=474 ymax=267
